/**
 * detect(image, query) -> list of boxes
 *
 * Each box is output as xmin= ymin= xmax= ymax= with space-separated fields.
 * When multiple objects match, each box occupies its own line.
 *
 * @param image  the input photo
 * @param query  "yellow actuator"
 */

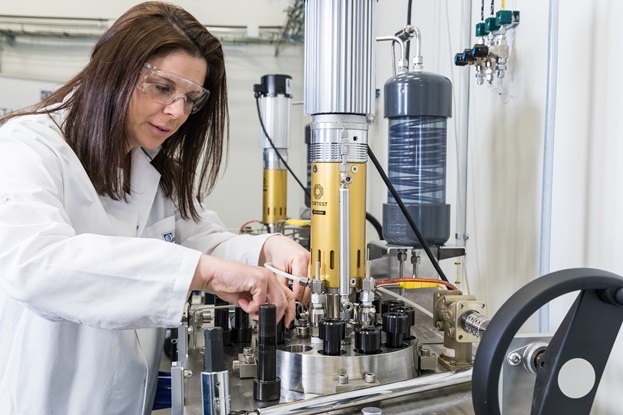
xmin=262 ymin=169 xmax=287 ymax=225
xmin=310 ymin=162 xmax=366 ymax=289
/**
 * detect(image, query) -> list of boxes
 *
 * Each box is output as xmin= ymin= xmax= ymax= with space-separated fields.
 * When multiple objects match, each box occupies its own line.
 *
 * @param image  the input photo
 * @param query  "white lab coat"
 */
xmin=0 ymin=109 xmax=271 ymax=414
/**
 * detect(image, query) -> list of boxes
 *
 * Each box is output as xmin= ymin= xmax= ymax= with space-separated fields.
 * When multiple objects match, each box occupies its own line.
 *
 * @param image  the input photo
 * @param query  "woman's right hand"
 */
xmin=190 ymin=254 xmax=295 ymax=326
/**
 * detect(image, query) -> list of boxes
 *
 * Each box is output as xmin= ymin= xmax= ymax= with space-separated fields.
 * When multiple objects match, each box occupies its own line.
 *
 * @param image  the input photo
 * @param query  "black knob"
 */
xmin=355 ymin=327 xmax=382 ymax=355
xmin=462 ymin=48 xmax=476 ymax=63
xmin=391 ymin=306 xmax=416 ymax=340
xmin=383 ymin=312 xmax=408 ymax=348
xmin=454 ymin=52 xmax=468 ymax=66
xmin=472 ymin=43 xmax=489 ymax=59
xmin=381 ymin=299 xmax=404 ymax=316
xmin=319 ymin=318 xmax=345 ymax=356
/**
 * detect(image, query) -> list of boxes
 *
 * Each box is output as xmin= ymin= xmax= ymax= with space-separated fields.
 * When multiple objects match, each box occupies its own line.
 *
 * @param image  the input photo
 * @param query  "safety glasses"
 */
xmin=136 ymin=63 xmax=210 ymax=114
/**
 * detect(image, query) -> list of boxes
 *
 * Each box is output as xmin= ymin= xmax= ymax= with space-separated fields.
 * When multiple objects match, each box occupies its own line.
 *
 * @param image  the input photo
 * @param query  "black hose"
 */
xmin=366 ymin=212 xmax=383 ymax=240
xmin=367 ymin=145 xmax=449 ymax=283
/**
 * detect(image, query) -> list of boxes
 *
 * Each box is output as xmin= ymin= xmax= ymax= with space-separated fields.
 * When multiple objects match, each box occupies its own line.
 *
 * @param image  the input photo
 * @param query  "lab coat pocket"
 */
xmin=141 ymin=216 xmax=176 ymax=243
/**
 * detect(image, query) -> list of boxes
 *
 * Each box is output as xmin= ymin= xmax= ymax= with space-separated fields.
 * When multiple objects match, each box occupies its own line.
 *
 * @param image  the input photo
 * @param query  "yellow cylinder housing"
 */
xmin=263 ymin=169 xmax=287 ymax=224
xmin=310 ymin=162 xmax=366 ymax=289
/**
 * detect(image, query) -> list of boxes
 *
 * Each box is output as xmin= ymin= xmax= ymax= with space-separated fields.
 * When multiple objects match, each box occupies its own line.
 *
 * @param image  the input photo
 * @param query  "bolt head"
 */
xmin=507 ymin=352 xmax=522 ymax=366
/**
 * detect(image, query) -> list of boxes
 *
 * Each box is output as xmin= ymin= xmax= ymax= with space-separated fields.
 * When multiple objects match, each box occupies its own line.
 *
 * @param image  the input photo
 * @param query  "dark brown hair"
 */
xmin=1 ymin=1 xmax=228 ymax=221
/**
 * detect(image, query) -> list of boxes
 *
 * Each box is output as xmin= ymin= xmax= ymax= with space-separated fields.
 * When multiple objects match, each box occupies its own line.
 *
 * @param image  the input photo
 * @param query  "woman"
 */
xmin=0 ymin=2 xmax=309 ymax=414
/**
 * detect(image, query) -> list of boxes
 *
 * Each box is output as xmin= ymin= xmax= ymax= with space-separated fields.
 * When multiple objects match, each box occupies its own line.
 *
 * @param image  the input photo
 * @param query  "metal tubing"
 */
xmin=339 ymin=186 xmax=350 ymax=297
xmin=256 ymin=368 xmax=472 ymax=415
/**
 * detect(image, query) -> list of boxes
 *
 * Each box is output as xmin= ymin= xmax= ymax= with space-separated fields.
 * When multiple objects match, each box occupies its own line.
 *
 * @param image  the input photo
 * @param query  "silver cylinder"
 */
xmin=263 ymin=148 xmax=288 ymax=170
xmin=309 ymin=114 xmax=368 ymax=163
xmin=304 ymin=0 xmax=376 ymax=116
xmin=260 ymin=94 xmax=291 ymax=151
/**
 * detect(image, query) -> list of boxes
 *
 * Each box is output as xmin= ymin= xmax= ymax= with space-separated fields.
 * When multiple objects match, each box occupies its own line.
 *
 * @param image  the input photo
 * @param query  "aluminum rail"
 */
xmin=256 ymin=368 xmax=472 ymax=415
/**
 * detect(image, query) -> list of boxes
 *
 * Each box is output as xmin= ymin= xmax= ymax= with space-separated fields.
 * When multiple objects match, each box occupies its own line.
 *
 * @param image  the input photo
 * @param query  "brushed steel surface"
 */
xmin=276 ymin=337 xmax=417 ymax=395
xmin=304 ymin=0 xmax=376 ymax=116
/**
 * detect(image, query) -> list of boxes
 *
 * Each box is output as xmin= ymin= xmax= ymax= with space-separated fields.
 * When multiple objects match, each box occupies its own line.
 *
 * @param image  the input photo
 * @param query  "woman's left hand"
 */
xmin=260 ymin=234 xmax=311 ymax=306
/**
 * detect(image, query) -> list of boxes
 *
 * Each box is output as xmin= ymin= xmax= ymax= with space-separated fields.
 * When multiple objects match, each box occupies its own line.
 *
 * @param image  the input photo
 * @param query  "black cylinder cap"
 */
xmin=256 ymin=74 xmax=293 ymax=98
xmin=355 ymin=327 xmax=382 ymax=354
xmin=381 ymin=300 xmax=404 ymax=316
xmin=383 ymin=312 xmax=409 ymax=334
xmin=384 ymin=71 xmax=452 ymax=118
xmin=390 ymin=306 xmax=416 ymax=327
xmin=319 ymin=318 xmax=345 ymax=356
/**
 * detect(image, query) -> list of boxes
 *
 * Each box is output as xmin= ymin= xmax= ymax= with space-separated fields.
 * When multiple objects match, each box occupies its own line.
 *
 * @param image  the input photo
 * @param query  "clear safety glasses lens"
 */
xmin=137 ymin=63 xmax=210 ymax=114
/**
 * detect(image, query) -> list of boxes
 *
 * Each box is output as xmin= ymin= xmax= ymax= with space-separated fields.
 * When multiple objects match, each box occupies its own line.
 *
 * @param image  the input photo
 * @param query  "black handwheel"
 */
xmin=472 ymin=268 xmax=623 ymax=415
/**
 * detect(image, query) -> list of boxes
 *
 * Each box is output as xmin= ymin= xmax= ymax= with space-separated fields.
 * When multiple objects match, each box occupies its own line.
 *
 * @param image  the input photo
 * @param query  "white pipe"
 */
xmin=538 ymin=0 xmax=560 ymax=333
xmin=455 ymin=0 xmax=472 ymax=248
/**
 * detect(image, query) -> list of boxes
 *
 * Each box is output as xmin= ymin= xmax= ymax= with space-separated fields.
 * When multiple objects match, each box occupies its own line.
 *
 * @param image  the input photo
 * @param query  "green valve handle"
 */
xmin=496 ymin=10 xmax=514 ymax=25
xmin=485 ymin=16 xmax=501 ymax=33
xmin=475 ymin=22 xmax=488 ymax=37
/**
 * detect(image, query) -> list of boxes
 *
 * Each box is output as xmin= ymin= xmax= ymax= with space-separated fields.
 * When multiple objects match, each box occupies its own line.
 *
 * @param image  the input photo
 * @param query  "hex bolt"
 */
xmin=507 ymin=352 xmax=522 ymax=366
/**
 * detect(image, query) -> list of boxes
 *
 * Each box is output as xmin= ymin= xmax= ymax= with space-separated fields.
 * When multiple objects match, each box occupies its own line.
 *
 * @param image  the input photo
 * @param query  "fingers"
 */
xmin=193 ymin=254 xmax=297 ymax=327
xmin=283 ymin=288 xmax=296 ymax=327
xmin=265 ymin=271 xmax=296 ymax=327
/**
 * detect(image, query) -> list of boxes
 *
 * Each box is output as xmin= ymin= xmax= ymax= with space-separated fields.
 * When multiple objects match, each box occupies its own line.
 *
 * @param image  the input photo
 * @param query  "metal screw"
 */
xmin=507 ymin=352 xmax=522 ymax=366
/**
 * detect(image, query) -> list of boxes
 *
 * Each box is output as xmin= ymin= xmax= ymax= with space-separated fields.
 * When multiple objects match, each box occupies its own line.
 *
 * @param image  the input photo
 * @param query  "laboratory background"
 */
xmin=1 ymin=0 xmax=622 ymax=414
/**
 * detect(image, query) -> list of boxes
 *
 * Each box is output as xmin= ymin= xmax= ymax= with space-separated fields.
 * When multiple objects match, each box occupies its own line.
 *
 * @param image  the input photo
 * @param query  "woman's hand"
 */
xmin=190 ymin=254 xmax=296 ymax=326
xmin=259 ymin=234 xmax=311 ymax=305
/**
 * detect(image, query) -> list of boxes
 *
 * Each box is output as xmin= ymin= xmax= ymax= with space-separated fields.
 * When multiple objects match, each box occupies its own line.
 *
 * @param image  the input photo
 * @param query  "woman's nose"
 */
xmin=164 ymin=97 xmax=188 ymax=118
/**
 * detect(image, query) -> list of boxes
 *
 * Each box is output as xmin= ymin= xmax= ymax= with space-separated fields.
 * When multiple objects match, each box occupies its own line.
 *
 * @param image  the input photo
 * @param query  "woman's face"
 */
xmin=126 ymin=50 xmax=208 ymax=152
